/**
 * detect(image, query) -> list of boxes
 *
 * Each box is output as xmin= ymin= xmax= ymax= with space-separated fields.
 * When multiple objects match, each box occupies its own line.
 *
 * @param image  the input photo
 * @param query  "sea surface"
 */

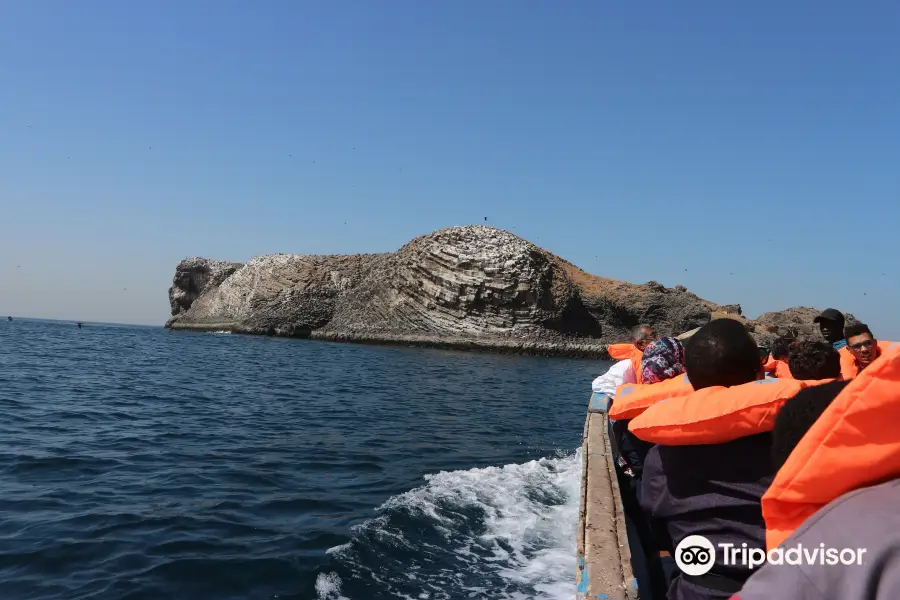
xmin=0 ymin=319 xmax=607 ymax=600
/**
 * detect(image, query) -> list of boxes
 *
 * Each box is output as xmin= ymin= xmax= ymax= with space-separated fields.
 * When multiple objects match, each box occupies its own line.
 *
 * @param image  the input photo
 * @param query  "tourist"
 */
xmin=607 ymin=324 xmax=657 ymax=384
xmin=733 ymin=346 xmax=900 ymax=600
xmin=813 ymin=308 xmax=847 ymax=350
xmin=785 ymin=341 xmax=841 ymax=381
xmin=756 ymin=343 xmax=771 ymax=378
xmin=633 ymin=324 xmax=656 ymax=351
xmin=840 ymin=322 xmax=888 ymax=379
xmin=730 ymin=479 xmax=900 ymax=600
xmin=769 ymin=380 xmax=848 ymax=470
xmin=609 ymin=336 xmax=686 ymax=600
xmin=591 ymin=357 xmax=636 ymax=396
xmin=763 ymin=337 xmax=794 ymax=379
xmin=612 ymin=336 xmax=687 ymax=480
xmin=631 ymin=319 xmax=807 ymax=600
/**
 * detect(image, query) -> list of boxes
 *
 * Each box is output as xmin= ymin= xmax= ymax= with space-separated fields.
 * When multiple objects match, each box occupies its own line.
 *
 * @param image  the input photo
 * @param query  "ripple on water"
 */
xmin=0 ymin=319 xmax=605 ymax=599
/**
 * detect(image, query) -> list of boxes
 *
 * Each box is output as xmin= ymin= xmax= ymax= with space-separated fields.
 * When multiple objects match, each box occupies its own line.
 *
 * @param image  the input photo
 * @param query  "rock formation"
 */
xmin=750 ymin=307 xmax=857 ymax=344
xmin=168 ymin=258 xmax=244 ymax=317
xmin=165 ymin=226 xmax=836 ymax=357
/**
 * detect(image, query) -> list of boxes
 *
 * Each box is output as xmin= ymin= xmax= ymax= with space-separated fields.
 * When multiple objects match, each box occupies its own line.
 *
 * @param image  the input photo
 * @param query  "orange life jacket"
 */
xmin=776 ymin=361 xmax=793 ymax=379
xmin=609 ymin=374 xmax=694 ymax=421
xmin=763 ymin=358 xmax=793 ymax=379
xmin=763 ymin=342 xmax=900 ymax=550
xmin=627 ymin=377 xmax=830 ymax=446
xmin=607 ymin=343 xmax=644 ymax=384
xmin=608 ymin=343 xmax=635 ymax=361
xmin=838 ymin=341 xmax=893 ymax=379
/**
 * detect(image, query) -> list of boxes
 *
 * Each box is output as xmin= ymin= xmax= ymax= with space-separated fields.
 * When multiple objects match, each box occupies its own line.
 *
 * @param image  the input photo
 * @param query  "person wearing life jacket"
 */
xmin=607 ymin=324 xmax=657 ymax=384
xmin=729 ymin=344 xmax=900 ymax=600
xmin=784 ymin=341 xmax=841 ymax=381
xmin=762 ymin=337 xmax=794 ymax=379
xmin=590 ymin=356 xmax=637 ymax=395
xmin=629 ymin=319 xmax=825 ymax=600
xmin=608 ymin=336 xmax=687 ymax=600
xmin=769 ymin=380 xmax=848 ymax=471
xmin=611 ymin=336 xmax=687 ymax=482
xmin=813 ymin=308 xmax=847 ymax=350
xmin=755 ymin=344 xmax=771 ymax=378
xmin=838 ymin=322 xmax=892 ymax=379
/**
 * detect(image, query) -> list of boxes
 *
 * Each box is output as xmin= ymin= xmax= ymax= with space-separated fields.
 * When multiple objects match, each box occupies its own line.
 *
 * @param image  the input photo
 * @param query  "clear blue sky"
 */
xmin=2 ymin=1 xmax=898 ymax=336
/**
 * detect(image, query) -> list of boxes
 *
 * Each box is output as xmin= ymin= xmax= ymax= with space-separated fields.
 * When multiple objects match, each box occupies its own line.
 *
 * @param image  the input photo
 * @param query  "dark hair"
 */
xmin=684 ymin=319 xmax=759 ymax=390
xmin=844 ymin=323 xmax=873 ymax=339
xmin=771 ymin=381 xmax=849 ymax=470
xmin=770 ymin=337 xmax=794 ymax=361
xmin=787 ymin=341 xmax=841 ymax=380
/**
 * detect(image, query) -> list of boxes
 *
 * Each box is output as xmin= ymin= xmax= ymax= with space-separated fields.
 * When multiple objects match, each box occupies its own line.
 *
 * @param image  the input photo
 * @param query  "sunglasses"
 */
xmin=757 ymin=346 xmax=770 ymax=359
xmin=849 ymin=339 xmax=876 ymax=351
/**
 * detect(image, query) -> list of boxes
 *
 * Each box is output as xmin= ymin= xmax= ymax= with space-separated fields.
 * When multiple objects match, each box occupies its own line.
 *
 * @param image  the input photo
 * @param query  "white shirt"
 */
xmin=591 ymin=359 xmax=636 ymax=396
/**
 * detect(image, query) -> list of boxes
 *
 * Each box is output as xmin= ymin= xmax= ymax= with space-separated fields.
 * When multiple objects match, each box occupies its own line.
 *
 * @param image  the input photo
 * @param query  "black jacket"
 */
xmin=639 ymin=433 xmax=775 ymax=600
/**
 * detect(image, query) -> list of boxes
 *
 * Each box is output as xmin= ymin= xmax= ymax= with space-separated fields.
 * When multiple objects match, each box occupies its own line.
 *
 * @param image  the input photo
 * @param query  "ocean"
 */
xmin=0 ymin=319 xmax=606 ymax=600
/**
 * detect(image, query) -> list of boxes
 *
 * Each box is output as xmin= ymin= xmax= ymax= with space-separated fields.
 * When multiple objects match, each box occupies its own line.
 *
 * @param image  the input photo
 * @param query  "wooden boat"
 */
xmin=576 ymin=390 xmax=640 ymax=599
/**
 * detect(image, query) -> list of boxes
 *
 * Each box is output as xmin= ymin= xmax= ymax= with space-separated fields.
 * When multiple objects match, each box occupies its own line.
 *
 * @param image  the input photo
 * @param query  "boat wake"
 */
xmin=318 ymin=449 xmax=581 ymax=600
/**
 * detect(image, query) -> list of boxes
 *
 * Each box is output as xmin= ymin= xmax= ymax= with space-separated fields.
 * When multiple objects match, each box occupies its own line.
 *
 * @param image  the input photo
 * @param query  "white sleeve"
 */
xmin=591 ymin=360 xmax=635 ymax=395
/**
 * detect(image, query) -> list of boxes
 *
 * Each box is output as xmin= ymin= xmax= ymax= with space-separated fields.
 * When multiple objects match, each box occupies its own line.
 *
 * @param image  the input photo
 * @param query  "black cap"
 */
xmin=814 ymin=308 xmax=845 ymax=324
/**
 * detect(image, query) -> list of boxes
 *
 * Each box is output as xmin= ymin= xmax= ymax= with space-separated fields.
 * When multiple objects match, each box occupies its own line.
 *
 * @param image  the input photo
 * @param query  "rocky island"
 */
xmin=165 ymin=226 xmax=844 ymax=357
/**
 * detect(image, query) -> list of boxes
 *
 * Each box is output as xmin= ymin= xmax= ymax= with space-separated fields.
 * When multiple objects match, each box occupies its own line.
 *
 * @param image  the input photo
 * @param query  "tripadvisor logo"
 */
xmin=675 ymin=535 xmax=868 ymax=574
xmin=675 ymin=535 xmax=716 ymax=575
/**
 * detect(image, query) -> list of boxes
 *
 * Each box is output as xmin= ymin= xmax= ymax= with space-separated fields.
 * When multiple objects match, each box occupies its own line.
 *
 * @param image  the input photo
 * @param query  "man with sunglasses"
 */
xmin=841 ymin=323 xmax=885 ymax=378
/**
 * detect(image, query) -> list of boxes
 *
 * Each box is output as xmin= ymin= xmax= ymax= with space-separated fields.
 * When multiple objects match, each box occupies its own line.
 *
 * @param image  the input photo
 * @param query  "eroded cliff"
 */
xmin=165 ymin=226 xmax=830 ymax=356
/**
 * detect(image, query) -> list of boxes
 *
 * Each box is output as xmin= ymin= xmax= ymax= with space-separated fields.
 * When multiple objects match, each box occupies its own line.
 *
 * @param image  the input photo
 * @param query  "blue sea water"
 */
xmin=0 ymin=319 xmax=607 ymax=600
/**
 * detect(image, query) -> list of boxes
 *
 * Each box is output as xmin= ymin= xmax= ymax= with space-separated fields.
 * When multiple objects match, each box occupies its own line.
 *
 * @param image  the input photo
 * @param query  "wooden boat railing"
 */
xmin=576 ymin=391 xmax=640 ymax=600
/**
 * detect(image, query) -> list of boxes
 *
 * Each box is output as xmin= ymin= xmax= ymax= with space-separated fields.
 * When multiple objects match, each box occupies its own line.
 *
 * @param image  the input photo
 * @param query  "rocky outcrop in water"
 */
xmin=165 ymin=226 xmax=848 ymax=356
xmin=166 ymin=226 xmax=722 ymax=356
xmin=168 ymin=258 xmax=244 ymax=317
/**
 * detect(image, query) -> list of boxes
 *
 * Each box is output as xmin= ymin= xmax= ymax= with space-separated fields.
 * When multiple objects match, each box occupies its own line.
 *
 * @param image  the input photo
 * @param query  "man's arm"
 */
xmin=591 ymin=359 xmax=634 ymax=394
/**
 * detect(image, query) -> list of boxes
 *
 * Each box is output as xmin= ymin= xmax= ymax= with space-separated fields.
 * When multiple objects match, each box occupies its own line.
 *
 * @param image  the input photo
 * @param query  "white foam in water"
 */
xmin=327 ymin=449 xmax=582 ymax=600
xmin=315 ymin=572 xmax=350 ymax=600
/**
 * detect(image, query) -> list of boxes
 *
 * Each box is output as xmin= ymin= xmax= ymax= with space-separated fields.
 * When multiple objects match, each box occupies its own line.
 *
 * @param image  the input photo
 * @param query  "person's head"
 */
xmin=640 ymin=337 xmax=686 ymax=384
xmin=684 ymin=318 xmax=760 ymax=390
xmin=757 ymin=344 xmax=771 ymax=368
xmin=771 ymin=380 xmax=849 ymax=470
xmin=845 ymin=323 xmax=878 ymax=368
xmin=631 ymin=324 xmax=656 ymax=351
xmin=787 ymin=341 xmax=841 ymax=380
xmin=814 ymin=309 xmax=845 ymax=343
xmin=770 ymin=336 xmax=795 ymax=362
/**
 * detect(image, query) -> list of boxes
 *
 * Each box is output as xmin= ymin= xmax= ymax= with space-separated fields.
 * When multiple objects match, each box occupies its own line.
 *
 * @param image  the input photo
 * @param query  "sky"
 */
xmin=2 ymin=1 xmax=899 ymax=336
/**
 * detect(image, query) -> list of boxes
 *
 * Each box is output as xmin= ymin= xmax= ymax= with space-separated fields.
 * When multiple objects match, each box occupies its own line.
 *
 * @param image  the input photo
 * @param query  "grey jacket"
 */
xmin=734 ymin=478 xmax=900 ymax=599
